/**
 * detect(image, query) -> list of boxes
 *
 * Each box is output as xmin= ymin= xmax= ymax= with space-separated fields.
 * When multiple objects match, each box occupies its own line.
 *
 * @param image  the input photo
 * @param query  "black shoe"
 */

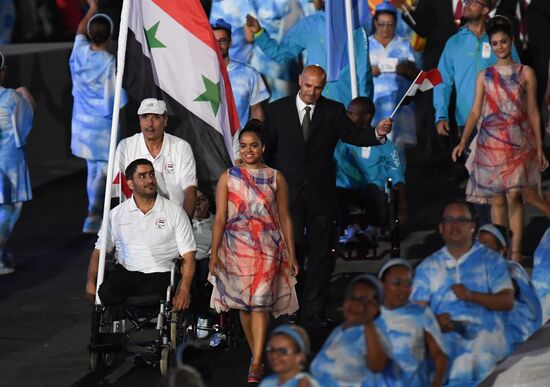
xmin=287 ymin=313 xmax=299 ymax=324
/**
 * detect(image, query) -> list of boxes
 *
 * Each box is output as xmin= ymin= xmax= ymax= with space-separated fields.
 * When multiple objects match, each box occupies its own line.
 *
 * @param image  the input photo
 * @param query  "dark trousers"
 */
xmin=98 ymin=264 xmax=170 ymax=319
xmin=336 ymin=185 xmax=386 ymax=229
xmin=290 ymin=191 xmax=335 ymax=320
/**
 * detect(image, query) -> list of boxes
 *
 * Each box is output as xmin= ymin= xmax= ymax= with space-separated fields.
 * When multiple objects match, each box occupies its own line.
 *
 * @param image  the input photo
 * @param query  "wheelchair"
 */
xmin=89 ymin=257 xmax=243 ymax=376
xmin=334 ymin=178 xmax=401 ymax=261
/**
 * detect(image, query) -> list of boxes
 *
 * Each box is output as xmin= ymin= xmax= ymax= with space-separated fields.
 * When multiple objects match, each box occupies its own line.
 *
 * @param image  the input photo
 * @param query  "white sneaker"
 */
xmin=0 ymin=262 xmax=15 ymax=275
xmin=196 ymin=317 xmax=209 ymax=339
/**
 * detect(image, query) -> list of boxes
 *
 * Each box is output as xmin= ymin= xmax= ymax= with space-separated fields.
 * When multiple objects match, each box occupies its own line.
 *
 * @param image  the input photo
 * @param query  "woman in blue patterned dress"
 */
xmin=369 ymin=1 xmax=417 ymax=167
xmin=0 ymin=51 xmax=34 ymax=275
xmin=310 ymin=274 xmax=391 ymax=387
xmin=70 ymin=0 xmax=127 ymax=233
xmin=377 ymin=258 xmax=448 ymax=387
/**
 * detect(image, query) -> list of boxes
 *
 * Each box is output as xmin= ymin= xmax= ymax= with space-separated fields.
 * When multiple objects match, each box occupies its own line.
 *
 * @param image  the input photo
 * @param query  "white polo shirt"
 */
xmin=96 ymin=194 xmax=197 ymax=273
xmin=114 ymin=132 xmax=197 ymax=207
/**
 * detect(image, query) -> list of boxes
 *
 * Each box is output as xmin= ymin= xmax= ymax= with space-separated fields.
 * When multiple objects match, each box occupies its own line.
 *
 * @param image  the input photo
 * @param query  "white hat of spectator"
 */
xmin=478 ymin=224 xmax=507 ymax=247
xmin=138 ymin=98 xmax=167 ymax=115
xmin=378 ymin=258 xmax=413 ymax=280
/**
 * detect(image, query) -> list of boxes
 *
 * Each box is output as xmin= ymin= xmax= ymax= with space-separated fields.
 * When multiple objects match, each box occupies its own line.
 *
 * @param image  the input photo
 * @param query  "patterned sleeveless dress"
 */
xmin=466 ymin=64 xmax=539 ymax=203
xmin=210 ymin=167 xmax=298 ymax=317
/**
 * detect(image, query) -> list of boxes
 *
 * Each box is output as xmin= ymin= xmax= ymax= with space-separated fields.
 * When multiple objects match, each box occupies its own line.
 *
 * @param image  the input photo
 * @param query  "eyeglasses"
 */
xmin=345 ymin=294 xmax=373 ymax=304
xmin=265 ymin=345 xmax=296 ymax=356
xmin=375 ymin=22 xmax=395 ymax=28
xmin=216 ymin=38 xmax=230 ymax=45
xmin=440 ymin=216 xmax=474 ymax=225
xmin=463 ymin=0 xmax=489 ymax=8
xmin=388 ymin=278 xmax=413 ymax=287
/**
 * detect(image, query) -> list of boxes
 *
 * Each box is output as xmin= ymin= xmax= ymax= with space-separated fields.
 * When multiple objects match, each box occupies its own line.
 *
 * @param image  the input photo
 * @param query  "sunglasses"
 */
xmin=440 ymin=216 xmax=473 ymax=224
xmin=388 ymin=278 xmax=413 ymax=287
xmin=265 ymin=345 xmax=296 ymax=356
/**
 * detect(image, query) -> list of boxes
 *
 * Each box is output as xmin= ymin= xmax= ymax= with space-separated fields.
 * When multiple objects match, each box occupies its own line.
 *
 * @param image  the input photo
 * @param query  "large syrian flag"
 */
xmin=122 ymin=0 xmax=239 ymax=195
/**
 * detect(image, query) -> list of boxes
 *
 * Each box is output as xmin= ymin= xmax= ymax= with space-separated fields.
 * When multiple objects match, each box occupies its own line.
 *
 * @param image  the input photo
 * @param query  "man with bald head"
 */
xmin=263 ymin=65 xmax=392 ymax=325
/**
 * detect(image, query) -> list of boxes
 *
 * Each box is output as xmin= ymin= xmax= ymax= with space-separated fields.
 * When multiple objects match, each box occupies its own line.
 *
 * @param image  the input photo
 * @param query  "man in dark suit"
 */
xmin=263 ymin=65 xmax=392 ymax=324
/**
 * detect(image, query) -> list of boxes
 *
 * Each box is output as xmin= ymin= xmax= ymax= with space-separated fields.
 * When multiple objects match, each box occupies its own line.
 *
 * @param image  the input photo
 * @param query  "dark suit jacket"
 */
xmin=404 ymin=0 xmax=458 ymax=70
xmin=264 ymin=95 xmax=380 ymax=215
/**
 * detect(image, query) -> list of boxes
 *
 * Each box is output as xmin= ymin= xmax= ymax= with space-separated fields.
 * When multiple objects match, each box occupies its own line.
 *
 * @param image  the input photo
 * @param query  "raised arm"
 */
xmin=209 ymin=172 xmax=228 ymax=275
xmin=275 ymin=172 xmax=298 ymax=276
xmin=451 ymin=71 xmax=485 ymax=161
xmin=77 ymin=0 xmax=98 ymax=36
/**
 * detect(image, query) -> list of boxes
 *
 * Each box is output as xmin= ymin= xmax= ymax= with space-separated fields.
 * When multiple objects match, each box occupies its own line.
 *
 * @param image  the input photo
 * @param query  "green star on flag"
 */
xmin=194 ymin=75 xmax=221 ymax=115
xmin=144 ymin=21 xmax=166 ymax=49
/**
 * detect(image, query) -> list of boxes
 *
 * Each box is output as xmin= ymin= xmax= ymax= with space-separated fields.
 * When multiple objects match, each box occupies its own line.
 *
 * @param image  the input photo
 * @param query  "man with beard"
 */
xmin=85 ymin=159 xmax=197 ymax=316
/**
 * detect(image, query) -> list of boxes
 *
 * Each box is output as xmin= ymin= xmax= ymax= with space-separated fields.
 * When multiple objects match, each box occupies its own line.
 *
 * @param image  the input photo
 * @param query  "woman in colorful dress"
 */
xmin=452 ymin=16 xmax=546 ymax=262
xmin=310 ymin=274 xmax=392 ymax=387
xmin=369 ymin=1 xmax=418 ymax=167
xmin=377 ymin=258 xmax=448 ymax=387
xmin=260 ymin=324 xmax=319 ymax=387
xmin=209 ymin=120 xmax=299 ymax=384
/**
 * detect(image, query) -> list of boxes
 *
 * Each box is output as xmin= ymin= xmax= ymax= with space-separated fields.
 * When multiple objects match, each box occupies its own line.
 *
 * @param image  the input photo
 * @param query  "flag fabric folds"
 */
xmin=406 ymin=68 xmax=443 ymax=96
xmin=326 ymin=0 xmax=371 ymax=82
xmin=120 ymin=0 xmax=239 ymax=196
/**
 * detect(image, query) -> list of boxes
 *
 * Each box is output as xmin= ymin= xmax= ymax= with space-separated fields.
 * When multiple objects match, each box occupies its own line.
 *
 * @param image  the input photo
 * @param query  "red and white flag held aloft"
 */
xmin=390 ymin=68 xmax=442 ymax=119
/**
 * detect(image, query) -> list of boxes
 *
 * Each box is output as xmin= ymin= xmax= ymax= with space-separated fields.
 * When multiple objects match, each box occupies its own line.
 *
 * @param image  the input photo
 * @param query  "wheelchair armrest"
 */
xmin=170 ymin=257 xmax=183 ymax=287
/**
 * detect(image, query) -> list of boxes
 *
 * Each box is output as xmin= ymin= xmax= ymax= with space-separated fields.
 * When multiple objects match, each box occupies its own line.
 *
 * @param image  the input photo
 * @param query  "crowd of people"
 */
xmin=2 ymin=0 xmax=550 ymax=386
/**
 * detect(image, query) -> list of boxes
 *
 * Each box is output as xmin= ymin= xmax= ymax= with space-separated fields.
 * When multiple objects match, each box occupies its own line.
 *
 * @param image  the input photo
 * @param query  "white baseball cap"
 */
xmin=137 ymin=98 xmax=167 ymax=115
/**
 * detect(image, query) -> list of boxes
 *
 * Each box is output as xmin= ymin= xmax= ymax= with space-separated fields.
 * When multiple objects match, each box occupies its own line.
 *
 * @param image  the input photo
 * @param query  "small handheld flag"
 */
xmin=390 ymin=68 xmax=442 ymax=118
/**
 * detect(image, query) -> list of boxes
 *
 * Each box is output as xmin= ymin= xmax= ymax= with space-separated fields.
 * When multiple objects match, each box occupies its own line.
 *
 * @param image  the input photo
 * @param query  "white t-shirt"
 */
xmin=96 ymin=194 xmax=197 ymax=273
xmin=114 ymin=132 xmax=197 ymax=207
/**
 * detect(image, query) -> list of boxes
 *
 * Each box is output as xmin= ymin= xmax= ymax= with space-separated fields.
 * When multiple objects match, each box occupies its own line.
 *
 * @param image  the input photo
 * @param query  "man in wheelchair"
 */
xmin=85 ymin=158 xmax=197 ymax=319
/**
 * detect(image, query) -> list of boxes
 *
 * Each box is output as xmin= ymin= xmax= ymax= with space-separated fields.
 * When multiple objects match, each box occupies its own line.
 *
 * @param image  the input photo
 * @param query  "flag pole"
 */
xmin=95 ymin=0 xmax=131 ymax=305
xmin=390 ymin=70 xmax=422 ymax=119
xmin=344 ymin=0 xmax=358 ymax=99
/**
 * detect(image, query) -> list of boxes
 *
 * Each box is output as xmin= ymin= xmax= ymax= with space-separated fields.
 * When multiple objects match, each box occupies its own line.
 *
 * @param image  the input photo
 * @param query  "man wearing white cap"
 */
xmin=114 ymin=98 xmax=197 ymax=217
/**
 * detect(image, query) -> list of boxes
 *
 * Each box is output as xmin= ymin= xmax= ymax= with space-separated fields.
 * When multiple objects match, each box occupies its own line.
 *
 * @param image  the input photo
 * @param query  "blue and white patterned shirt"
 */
xmin=411 ymin=242 xmax=513 ymax=386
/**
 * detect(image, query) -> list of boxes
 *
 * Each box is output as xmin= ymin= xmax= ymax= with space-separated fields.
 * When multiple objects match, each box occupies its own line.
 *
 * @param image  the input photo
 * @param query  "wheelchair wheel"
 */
xmin=90 ymin=351 xmax=100 ymax=372
xmin=159 ymin=347 xmax=171 ymax=376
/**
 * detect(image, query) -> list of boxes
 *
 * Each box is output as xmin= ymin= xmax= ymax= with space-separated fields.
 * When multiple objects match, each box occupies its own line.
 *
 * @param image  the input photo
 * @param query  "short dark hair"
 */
xmin=441 ymin=200 xmax=476 ymax=222
xmin=349 ymin=96 xmax=376 ymax=116
xmin=89 ymin=17 xmax=112 ymax=45
xmin=125 ymin=159 xmax=154 ymax=181
xmin=487 ymin=15 xmax=513 ymax=40
xmin=238 ymin=119 xmax=264 ymax=144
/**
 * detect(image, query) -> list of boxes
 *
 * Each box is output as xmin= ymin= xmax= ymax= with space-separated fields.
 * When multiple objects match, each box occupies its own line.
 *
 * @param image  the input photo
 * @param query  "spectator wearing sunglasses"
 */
xmin=411 ymin=200 xmax=514 ymax=385
xmin=310 ymin=274 xmax=395 ymax=386
xmin=260 ymin=325 xmax=319 ymax=387
xmin=377 ymin=258 xmax=448 ymax=387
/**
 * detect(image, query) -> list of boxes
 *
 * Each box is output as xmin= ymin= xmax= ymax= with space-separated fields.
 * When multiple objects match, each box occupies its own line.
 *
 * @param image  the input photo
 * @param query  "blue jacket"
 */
xmin=434 ymin=26 xmax=520 ymax=127
xmin=255 ymin=10 xmax=373 ymax=105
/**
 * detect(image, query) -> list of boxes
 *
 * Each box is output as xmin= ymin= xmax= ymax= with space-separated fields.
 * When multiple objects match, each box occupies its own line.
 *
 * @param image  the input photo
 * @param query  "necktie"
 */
xmin=302 ymin=106 xmax=311 ymax=141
